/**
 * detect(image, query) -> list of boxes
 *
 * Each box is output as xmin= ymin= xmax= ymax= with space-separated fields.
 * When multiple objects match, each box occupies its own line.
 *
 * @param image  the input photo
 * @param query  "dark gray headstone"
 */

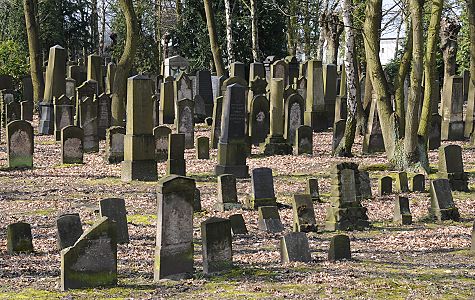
xmin=201 ymin=217 xmax=233 ymax=274
xmin=328 ymin=234 xmax=351 ymax=261
xmin=292 ymin=194 xmax=317 ymax=232
xmin=216 ymin=174 xmax=241 ymax=211
xmin=99 ymin=198 xmax=129 ymax=244
xmin=294 ymin=125 xmax=313 ymax=155
xmin=97 ymin=93 xmax=111 ymax=140
xmin=229 ymin=214 xmax=248 ymax=235
xmin=411 ymin=174 xmax=425 ymax=192
xmin=379 ymin=176 xmax=393 ymax=196
xmin=7 ymin=222 xmax=33 ymax=254
xmin=166 ymin=133 xmax=186 ymax=176
xmin=306 ymin=178 xmax=320 ymax=202
xmin=196 ymin=136 xmax=209 ymax=159
xmin=429 ymin=179 xmax=460 ymax=221
xmin=154 ymin=126 xmax=172 ymax=162
xmin=57 ymin=213 xmax=83 ymax=250
xmin=105 ymin=126 xmax=125 ymax=164
xmin=247 ymin=167 xmax=276 ymax=209
xmin=280 ymin=232 xmax=311 ymax=263
xmin=257 ymin=206 xmax=283 ymax=233
xmin=393 ymin=196 xmax=412 ymax=225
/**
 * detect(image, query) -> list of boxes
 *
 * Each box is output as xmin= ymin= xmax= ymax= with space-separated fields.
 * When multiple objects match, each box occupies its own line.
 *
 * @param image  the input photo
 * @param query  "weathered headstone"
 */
xmin=294 ymin=125 xmax=313 ymax=155
xmin=379 ymin=176 xmax=393 ymax=196
xmin=305 ymin=60 xmax=326 ymax=131
xmin=296 ymin=76 xmax=307 ymax=101
xmin=284 ymin=93 xmax=305 ymax=145
xmin=20 ymin=100 xmax=33 ymax=122
xmin=395 ymin=172 xmax=409 ymax=193
xmin=249 ymin=62 xmax=266 ymax=81
xmin=99 ymin=198 xmax=129 ymax=244
xmin=79 ymin=96 xmax=99 ymax=153
xmin=7 ymin=120 xmax=33 ymax=169
xmin=323 ymin=64 xmax=337 ymax=127
xmin=246 ymin=167 xmax=277 ymax=209
xmin=230 ymin=61 xmax=246 ymax=81
xmin=87 ymin=54 xmax=104 ymax=93
xmin=441 ymin=76 xmax=464 ymax=140
xmin=97 ymin=93 xmax=111 ymax=140
xmin=280 ymin=232 xmax=311 ymax=263
xmin=105 ymin=126 xmax=125 ymax=164
xmin=306 ymin=178 xmax=320 ymax=202
xmin=271 ymin=60 xmax=289 ymax=86
xmin=292 ymin=194 xmax=317 ymax=232
xmin=263 ymin=56 xmax=277 ymax=80
xmin=359 ymin=170 xmax=373 ymax=200
xmin=153 ymin=126 xmax=172 ymax=162
xmin=429 ymin=179 xmax=460 ymax=221
xmin=105 ymin=62 xmax=116 ymax=94
xmin=328 ymin=234 xmax=351 ymax=261
xmin=331 ymin=119 xmax=346 ymax=154
xmin=159 ymin=78 xmax=175 ymax=124
xmin=54 ymin=95 xmax=74 ymax=141
xmin=201 ymin=217 xmax=233 ymax=274
xmin=429 ymin=114 xmax=442 ymax=150
xmin=411 ymin=174 xmax=425 ymax=192
xmin=154 ymin=175 xmax=195 ymax=280
xmin=194 ymin=187 xmax=202 ymax=212
xmin=61 ymin=217 xmax=117 ymax=291
xmin=437 ymin=144 xmax=469 ymax=192
xmin=175 ymin=98 xmax=195 ymax=149
xmin=196 ymin=136 xmax=210 ymax=159
xmin=5 ymin=99 xmax=21 ymax=125
xmin=393 ymin=196 xmax=412 ymax=225
xmin=215 ymin=174 xmax=241 ymax=211
xmin=229 ymin=214 xmax=248 ymax=235
xmin=211 ymin=96 xmax=223 ymax=149
xmin=167 ymin=133 xmax=186 ymax=176
xmin=7 ymin=222 xmax=33 ymax=254
xmin=257 ymin=206 xmax=284 ymax=233
xmin=363 ymin=99 xmax=385 ymax=153
xmin=249 ymin=95 xmax=270 ymax=146
xmin=61 ymin=126 xmax=84 ymax=164
xmin=163 ymin=55 xmax=189 ymax=78
xmin=57 ymin=213 xmax=83 ymax=250
xmin=195 ymin=70 xmax=214 ymax=117
xmin=285 ymin=56 xmax=299 ymax=87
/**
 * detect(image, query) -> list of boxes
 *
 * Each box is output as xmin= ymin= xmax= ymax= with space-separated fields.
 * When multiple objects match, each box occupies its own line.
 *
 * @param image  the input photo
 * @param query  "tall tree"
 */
xmin=466 ymin=0 xmax=475 ymax=138
xmin=23 ymin=0 xmax=44 ymax=104
xmin=203 ymin=0 xmax=225 ymax=76
xmin=224 ymin=0 xmax=235 ymax=63
xmin=111 ymin=0 xmax=138 ymax=126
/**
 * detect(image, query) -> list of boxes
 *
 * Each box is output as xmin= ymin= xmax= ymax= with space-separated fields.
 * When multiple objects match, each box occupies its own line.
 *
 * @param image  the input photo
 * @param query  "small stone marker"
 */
xmin=257 ymin=206 xmax=284 ymax=233
xmin=194 ymin=187 xmax=202 ymax=212
xmin=7 ymin=120 xmax=34 ymax=169
xmin=411 ymin=174 xmax=425 ymax=192
xmin=105 ymin=126 xmax=125 ymax=164
xmin=61 ymin=126 xmax=84 ymax=164
xmin=395 ymin=172 xmax=409 ymax=193
xmin=99 ymin=198 xmax=129 ymax=244
xmin=437 ymin=144 xmax=469 ymax=192
xmin=292 ymin=194 xmax=317 ymax=232
xmin=229 ymin=214 xmax=248 ymax=235
xmin=216 ymin=174 xmax=241 ymax=211
xmin=175 ymin=98 xmax=195 ymax=148
xmin=61 ymin=217 xmax=117 ymax=291
xmin=196 ymin=136 xmax=210 ymax=159
xmin=7 ymin=222 xmax=33 ymax=254
xmin=393 ymin=196 xmax=412 ymax=225
xmin=306 ymin=178 xmax=320 ymax=202
xmin=429 ymin=179 xmax=460 ymax=222
xmin=246 ymin=167 xmax=277 ymax=209
xmin=280 ymin=232 xmax=311 ymax=263
xmin=379 ymin=176 xmax=393 ymax=196
xmin=153 ymin=126 xmax=172 ymax=162
xmin=201 ymin=217 xmax=233 ymax=274
xmin=359 ymin=171 xmax=373 ymax=199
xmin=328 ymin=234 xmax=351 ymax=261
xmin=166 ymin=133 xmax=186 ymax=176
xmin=294 ymin=125 xmax=313 ymax=155
xmin=57 ymin=213 xmax=83 ymax=250
xmin=332 ymin=119 xmax=346 ymax=154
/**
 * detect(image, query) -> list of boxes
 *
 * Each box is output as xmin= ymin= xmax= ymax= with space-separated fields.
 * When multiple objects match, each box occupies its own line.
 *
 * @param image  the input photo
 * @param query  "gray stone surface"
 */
xmin=201 ymin=217 xmax=233 ymax=274
xmin=99 ymin=198 xmax=129 ymax=244
xmin=57 ymin=213 xmax=83 ymax=250
xmin=280 ymin=232 xmax=311 ymax=263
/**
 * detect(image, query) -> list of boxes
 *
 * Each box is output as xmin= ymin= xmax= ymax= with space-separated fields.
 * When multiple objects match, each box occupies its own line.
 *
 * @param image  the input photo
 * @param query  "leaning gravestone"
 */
xmin=97 ymin=93 xmax=111 ymax=140
xmin=167 ymin=133 xmax=186 ymax=176
xmin=175 ymin=98 xmax=195 ymax=149
xmin=57 ymin=213 xmax=83 ymax=250
xmin=332 ymin=119 xmax=346 ymax=154
xmin=429 ymin=179 xmax=460 ymax=222
xmin=201 ymin=217 xmax=233 ymax=274
xmin=210 ymin=96 xmax=223 ymax=149
xmin=61 ymin=217 xmax=117 ymax=291
xmin=7 ymin=120 xmax=33 ymax=169
xmin=393 ymin=196 xmax=412 ymax=225
xmin=411 ymin=174 xmax=425 ymax=192
xmin=292 ymin=194 xmax=317 ymax=232
xmin=294 ymin=125 xmax=313 ymax=155
xmin=196 ymin=136 xmax=210 ymax=159
xmin=249 ymin=95 xmax=270 ymax=146
xmin=306 ymin=178 xmax=320 ymax=202
xmin=61 ymin=126 xmax=84 ymax=164
xmin=154 ymin=126 xmax=172 ymax=162
xmin=437 ymin=144 xmax=469 ymax=192
xmin=54 ymin=95 xmax=74 ymax=141
xmin=7 ymin=222 xmax=33 ymax=254
xmin=284 ymin=93 xmax=305 ymax=146
xmin=154 ymin=175 xmax=195 ymax=280
xmin=379 ymin=176 xmax=393 ymax=196
xmin=229 ymin=214 xmax=248 ymax=235
xmin=246 ymin=167 xmax=277 ymax=209
xmin=280 ymin=232 xmax=311 ymax=263
xmin=363 ymin=99 xmax=385 ymax=153
xmin=105 ymin=126 xmax=125 ymax=164
xmin=215 ymin=174 xmax=241 ymax=211
xmin=328 ymin=234 xmax=351 ymax=261
xmin=79 ymin=96 xmax=99 ymax=153
xmin=100 ymin=198 xmax=129 ymax=244
xmin=258 ymin=206 xmax=284 ymax=233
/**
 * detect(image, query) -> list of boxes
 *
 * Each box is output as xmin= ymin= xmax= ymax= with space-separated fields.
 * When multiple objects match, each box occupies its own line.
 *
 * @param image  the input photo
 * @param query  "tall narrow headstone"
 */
xmin=249 ymin=95 xmax=270 ymax=146
xmin=246 ymin=167 xmax=277 ymax=209
xmin=284 ymin=93 xmax=305 ymax=145
xmin=97 ymin=93 xmax=111 ymax=140
xmin=99 ymin=198 xmax=129 ymax=244
xmin=154 ymin=126 xmax=172 ymax=162
xmin=211 ymin=96 xmax=223 ymax=149
xmin=195 ymin=70 xmax=214 ymax=117
xmin=87 ymin=54 xmax=104 ymax=94
xmin=54 ymin=95 xmax=74 ymax=141
xmin=437 ymin=144 xmax=469 ymax=192
xmin=105 ymin=126 xmax=125 ymax=163
xmin=215 ymin=174 xmax=241 ymax=211
xmin=323 ymin=64 xmax=337 ymax=127
xmin=305 ymin=60 xmax=326 ymax=131
xmin=441 ymin=76 xmax=464 ymax=140
xmin=196 ymin=136 xmax=210 ymax=159
xmin=79 ymin=96 xmax=99 ymax=153
xmin=167 ymin=133 xmax=186 ymax=176
xmin=159 ymin=78 xmax=175 ymax=124
xmin=306 ymin=178 xmax=320 ymax=202
xmin=465 ymin=74 xmax=475 ymax=138
xmin=393 ymin=196 xmax=412 ymax=225
xmin=175 ymin=98 xmax=195 ymax=149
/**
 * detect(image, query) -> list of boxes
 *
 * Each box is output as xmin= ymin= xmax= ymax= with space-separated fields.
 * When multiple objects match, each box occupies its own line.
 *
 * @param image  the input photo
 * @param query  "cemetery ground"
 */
xmin=0 ymin=118 xmax=475 ymax=299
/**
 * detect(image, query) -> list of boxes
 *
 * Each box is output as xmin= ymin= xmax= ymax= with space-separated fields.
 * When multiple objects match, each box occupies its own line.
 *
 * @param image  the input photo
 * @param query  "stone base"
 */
xmin=244 ymin=196 xmax=277 ymax=210
xmin=258 ymin=219 xmax=284 ymax=233
xmin=214 ymin=202 xmax=242 ymax=212
xmin=167 ymin=159 xmax=186 ymax=176
xmin=38 ymin=103 xmax=54 ymax=135
xmin=121 ymin=160 xmax=158 ymax=182
xmin=215 ymin=164 xmax=249 ymax=179
xmin=260 ymin=136 xmax=293 ymax=156
xmin=294 ymin=223 xmax=318 ymax=233
xmin=429 ymin=207 xmax=460 ymax=222
xmin=325 ymin=206 xmax=370 ymax=231
xmin=154 ymin=245 xmax=193 ymax=281
xmin=107 ymin=153 xmax=124 ymax=164
xmin=393 ymin=214 xmax=412 ymax=225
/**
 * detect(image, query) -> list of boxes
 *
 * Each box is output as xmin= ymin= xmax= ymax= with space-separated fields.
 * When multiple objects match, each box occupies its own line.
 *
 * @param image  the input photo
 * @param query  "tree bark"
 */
xmin=23 ymin=0 xmax=44 ymax=105
xmin=322 ymin=12 xmax=343 ymax=65
xmin=316 ymin=0 xmax=329 ymax=61
xmin=250 ymin=0 xmax=259 ymax=62
xmin=204 ymin=0 xmax=225 ymax=76
xmin=466 ymin=0 xmax=475 ymax=138
xmin=111 ymin=0 xmax=138 ymax=126
xmin=91 ymin=0 xmax=100 ymax=53
xmin=287 ymin=0 xmax=298 ymax=56
xmin=224 ymin=0 xmax=235 ymax=64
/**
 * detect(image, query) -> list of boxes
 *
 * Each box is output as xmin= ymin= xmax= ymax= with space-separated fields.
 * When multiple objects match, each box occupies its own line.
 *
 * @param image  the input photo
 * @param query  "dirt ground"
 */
xmin=0 ymin=118 xmax=474 ymax=299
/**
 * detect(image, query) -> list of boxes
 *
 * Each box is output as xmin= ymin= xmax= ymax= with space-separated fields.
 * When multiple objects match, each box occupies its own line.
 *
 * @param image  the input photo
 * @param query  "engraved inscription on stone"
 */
xmin=111 ymin=133 xmax=124 ymax=153
xmin=10 ymin=130 xmax=31 ymax=157
xmin=162 ymin=193 xmax=193 ymax=245
xmin=340 ymin=169 xmax=356 ymax=202
xmin=71 ymin=238 xmax=115 ymax=272
xmin=64 ymin=138 xmax=83 ymax=158
xmin=289 ymin=102 xmax=301 ymax=143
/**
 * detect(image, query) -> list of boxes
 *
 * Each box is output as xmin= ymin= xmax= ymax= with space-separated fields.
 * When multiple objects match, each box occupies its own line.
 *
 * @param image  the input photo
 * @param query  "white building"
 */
xmin=380 ymin=37 xmax=404 ymax=66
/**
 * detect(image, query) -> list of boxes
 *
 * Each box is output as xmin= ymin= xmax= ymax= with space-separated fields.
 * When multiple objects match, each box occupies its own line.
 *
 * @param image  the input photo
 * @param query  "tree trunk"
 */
xmin=316 ymin=0 xmax=329 ymax=61
xmin=250 ymin=0 xmax=259 ymax=62
xmin=287 ymin=0 xmax=298 ymax=56
xmin=303 ymin=0 xmax=311 ymax=57
xmin=111 ymin=0 xmax=138 ymax=126
xmin=224 ymin=0 xmax=235 ymax=64
xmin=335 ymin=0 xmax=358 ymax=157
xmin=155 ymin=0 xmax=162 ymax=69
xmin=323 ymin=12 xmax=343 ymax=65
xmin=466 ymin=0 xmax=475 ymax=138
xmin=91 ymin=0 xmax=100 ymax=53
xmin=203 ymin=0 xmax=225 ymax=76
xmin=23 ymin=0 xmax=44 ymax=105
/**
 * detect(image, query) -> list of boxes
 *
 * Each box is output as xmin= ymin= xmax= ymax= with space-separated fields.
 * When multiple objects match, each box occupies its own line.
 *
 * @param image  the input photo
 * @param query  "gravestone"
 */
xmin=54 ymin=95 xmax=74 ymax=141
xmin=395 ymin=172 xmax=409 ymax=193
xmin=122 ymin=75 xmax=157 ymax=182
xmin=163 ymin=55 xmax=189 ymax=78
xmin=305 ymin=60 xmax=326 ymax=131
xmin=429 ymin=114 xmax=442 ymax=150
xmin=441 ymin=76 xmax=464 ymax=140
xmin=262 ymin=79 xmax=293 ymax=155
xmin=323 ymin=64 xmax=337 ymax=127
xmin=472 ymin=222 xmax=475 ymax=253
xmin=284 ymin=93 xmax=305 ymax=145
xmin=285 ymin=56 xmax=299 ymax=85
xmin=437 ymin=144 xmax=469 ymax=192
xmin=429 ymin=179 xmax=460 ymax=221
xmin=296 ymin=76 xmax=307 ymax=101
xmin=7 ymin=120 xmax=33 ymax=169
xmin=76 ymin=80 xmax=99 ymax=125
xmin=100 ymin=198 xmax=129 ymax=244
xmin=248 ymin=76 xmax=268 ymax=113
xmin=196 ymin=136 xmax=210 ymax=159
xmin=411 ymin=174 xmax=425 ymax=192
xmin=334 ymin=95 xmax=347 ymax=121
xmin=154 ymin=175 xmax=195 ymax=280
xmin=215 ymin=84 xmax=249 ymax=178
xmin=465 ymin=74 xmax=475 ymax=138
xmin=300 ymin=61 xmax=308 ymax=78
xmin=152 ymin=94 xmax=160 ymax=127
xmin=174 ymin=72 xmax=193 ymax=105
xmin=220 ymin=76 xmax=248 ymax=103
xmin=40 ymin=45 xmax=66 ymax=135
xmin=230 ymin=61 xmax=246 ymax=81
xmin=205 ymin=117 xmax=213 ymax=126
xmin=332 ymin=119 xmax=346 ymax=154
xmin=271 ymin=60 xmax=289 ymax=86
xmin=325 ymin=162 xmax=370 ymax=231
xmin=21 ymin=101 xmax=33 ymax=122
xmin=212 ymin=75 xmax=228 ymax=99
xmin=280 ymin=232 xmax=311 ymax=263
xmin=379 ymin=176 xmax=393 ymax=196
xmin=359 ymin=171 xmax=373 ymax=199
xmin=7 ymin=222 xmax=33 ymax=254
xmin=57 ymin=213 xmax=83 ymax=250
xmin=257 ymin=206 xmax=284 ymax=233
xmin=61 ymin=217 xmax=117 ymax=291
xmin=215 ymin=174 xmax=241 ymax=211
xmin=5 ymin=100 xmax=21 ymax=125
xmin=328 ymin=234 xmax=351 ymax=261
xmin=105 ymin=62 xmax=116 ymax=94
xmin=294 ymin=125 xmax=313 ymax=155
xmin=249 ymin=95 xmax=270 ymax=146
xmin=97 ymin=93 xmax=111 ymax=140
xmin=249 ymin=62 xmax=266 ymax=81
xmin=393 ymin=196 xmax=412 ymax=225
xmin=79 ymin=96 xmax=99 ymax=153
xmin=195 ymin=70 xmax=214 ymax=117
xmin=363 ymin=99 xmax=385 ymax=153
xmin=194 ymin=94 xmax=206 ymax=124
xmin=292 ymin=194 xmax=317 ymax=232
xmin=194 ymin=187 xmax=202 ymax=212
xmin=105 ymin=126 xmax=125 ymax=163
xmin=201 ymin=217 xmax=233 ymax=274
xmin=167 ymin=133 xmax=186 ymax=176
xmin=87 ymin=54 xmax=104 ymax=93
xmin=153 ymin=126 xmax=172 ymax=162
xmin=246 ymin=167 xmax=277 ymax=209
xmin=159 ymin=78 xmax=175 ymax=124
xmin=306 ymin=178 xmax=320 ymax=202
xmin=263 ymin=56 xmax=277 ymax=79
xmin=65 ymin=77 xmax=76 ymax=101
xmin=61 ymin=126 xmax=84 ymax=164
xmin=229 ymin=214 xmax=248 ymax=235
xmin=175 ymin=98 xmax=195 ymax=149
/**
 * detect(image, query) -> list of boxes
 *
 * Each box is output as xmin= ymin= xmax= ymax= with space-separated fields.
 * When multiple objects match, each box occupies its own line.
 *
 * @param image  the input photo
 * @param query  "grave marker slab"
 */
xmin=229 ymin=214 xmax=248 ymax=235
xmin=246 ymin=167 xmax=277 ymax=209
xmin=167 ymin=133 xmax=186 ymax=176
xmin=258 ymin=206 xmax=284 ymax=233
xmin=154 ymin=126 xmax=172 ymax=162
xmin=280 ymin=232 xmax=311 ymax=263
xmin=196 ymin=136 xmax=210 ymax=159
xmin=294 ymin=125 xmax=313 ymax=155
xmin=54 ymin=95 xmax=74 ymax=141
xmin=201 ymin=217 xmax=233 ymax=274
xmin=437 ymin=144 xmax=469 ymax=192
xmin=175 ymin=98 xmax=195 ymax=149
xmin=7 ymin=120 xmax=33 ymax=169
xmin=292 ymin=194 xmax=317 ymax=232
xmin=306 ymin=178 xmax=320 ymax=202
xmin=379 ymin=176 xmax=393 ymax=196
xmin=393 ymin=196 xmax=412 ymax=225
xmin=7 ymin=222 xmax=33 ymax=254
xmin=429 ymin=179 xmax=460 ymax=221
xmin=216 ymin=174 xmax=241 ymax=211
xmin=328 ymin=234 xmax=351 ymax=261
xmin=57 ymin=213 xmax=83 ymax=250
xmin=105 ymin=126 xmax=125 ymax=164
xmin=61 ymin=126 xmax=84 ymax=164
xmin=411 ymin=174 xmax=425 ymax=192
